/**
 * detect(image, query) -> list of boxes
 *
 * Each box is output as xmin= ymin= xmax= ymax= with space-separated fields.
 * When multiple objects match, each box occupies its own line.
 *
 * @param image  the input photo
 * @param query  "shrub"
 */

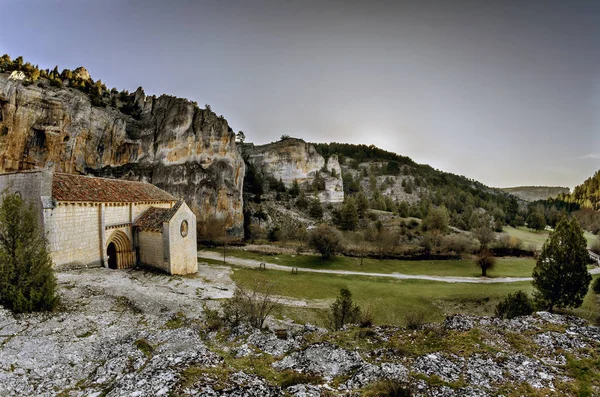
xmin=362 ymin=380 xmax=412 ymax=397
xmin=495 ymin=291 xmax=534 ymax=319
xmin=134 ymin=338 xmax=154 ymax=358
xmin=359 ymin=304 xmax=374 ymax=328
xmin=330 ymin=287 xmax=361 ymax=330
xmin=278 ymin=370 xmax=323 ymax=388
xmin=404 ymin=310 xmax=426 ymax=330
xmin=593 ymin=278 xmax=600 ymax=294
xmin=202 ymin=304 xmax=223 ymax=331
xmin=308 ymin=199 xmax=324 ymax=219
xmin=590 ymin=240 xmax=600 ymax=256
xmin=309 ymin=224 xmax=342 ymax=260
xmin=441 ymin=233 xmax=477 ymax=255
xmin=222 ymin=275 xmax=279 ymax=329
xmin=0 ymin=193 xmax=58 ymax=313
xmin=267 ymin=227 xmax=281 ymax=242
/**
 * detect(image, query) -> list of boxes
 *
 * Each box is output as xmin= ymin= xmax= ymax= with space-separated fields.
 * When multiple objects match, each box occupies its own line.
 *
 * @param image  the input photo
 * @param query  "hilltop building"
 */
xmin=0 ymin=170 xmax=197 ymax=275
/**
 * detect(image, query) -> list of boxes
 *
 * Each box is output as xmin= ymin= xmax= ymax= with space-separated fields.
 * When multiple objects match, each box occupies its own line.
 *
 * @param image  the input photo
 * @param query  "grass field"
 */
xmin=502 ymin=226 xmax=598 ymax=250
xmin=207 ymin=248 xmax=537 ymax=278
xmin=223 ymin=264 xmax=600 ymax=327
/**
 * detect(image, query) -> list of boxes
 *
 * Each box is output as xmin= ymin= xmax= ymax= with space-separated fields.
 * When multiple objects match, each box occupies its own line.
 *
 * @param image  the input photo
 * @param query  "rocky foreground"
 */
xmin=0 ymin=267 xmax=598 ymax=396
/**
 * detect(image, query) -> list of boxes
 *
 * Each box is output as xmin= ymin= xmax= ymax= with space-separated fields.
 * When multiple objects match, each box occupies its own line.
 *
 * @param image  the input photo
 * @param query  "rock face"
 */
xmin=0 ymin=74 xmax=244 ymax=235
xmin=2 ymin=265 xmax=600 ymax=396
xmin=500 ymin=186 xmax=571 ymax=202
xmin=244 ymin=138 xmax=343 ymax=203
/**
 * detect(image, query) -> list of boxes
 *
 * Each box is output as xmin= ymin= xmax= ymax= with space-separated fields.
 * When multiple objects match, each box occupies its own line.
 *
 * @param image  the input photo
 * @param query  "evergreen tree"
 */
xmin=526 ymin=212 xmax=546 ymax=232
xmin=532 ymin=218 xmax=591 ymax=312
xmin=288 ymin=179 xmax=300 ymax=198
xmin=356 ymin=192 xmax=369 ymax=218
xmin=329 ymin=287 xmax=361 ymax=330
xmin=422 ymin=205 xmax=449 ymax=233
xmin=0 ymin=193 xmax=58 ymax=313
xmin=308 ymin=199 xmax=323 ymax=219
xmin=339 ymin=197 xmax=359 ymax=231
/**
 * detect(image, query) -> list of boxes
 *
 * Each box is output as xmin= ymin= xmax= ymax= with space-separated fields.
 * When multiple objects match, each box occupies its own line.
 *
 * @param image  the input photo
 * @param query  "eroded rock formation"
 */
xmin=244 ymin=138 xmax=344 ymax=203
xmin=0 ymin=74 xmax=244 ymax=235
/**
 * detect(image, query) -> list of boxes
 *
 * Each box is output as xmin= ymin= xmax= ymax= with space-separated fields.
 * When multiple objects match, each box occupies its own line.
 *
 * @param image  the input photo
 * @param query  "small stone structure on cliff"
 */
xmin=0 ymin=170 xmax=197 ymax=275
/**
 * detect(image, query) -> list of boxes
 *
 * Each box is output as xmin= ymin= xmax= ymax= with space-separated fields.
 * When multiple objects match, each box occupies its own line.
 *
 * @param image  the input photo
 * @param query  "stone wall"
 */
xmin=104 ymin=204 xmax=131 ymax=226
xmin=44 ymin=203 xmax=102 ymax=268
xmin=0 ymin=170 xmax=52 ymax=226
xmin=138 ymin=230 xmax=166 ymax=272
xmin=167 ymin=202 xmax=197 ymax=275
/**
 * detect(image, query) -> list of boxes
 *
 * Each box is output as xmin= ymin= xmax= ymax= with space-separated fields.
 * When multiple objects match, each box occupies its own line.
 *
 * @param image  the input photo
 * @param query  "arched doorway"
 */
xmin=106 ymin=230 xmax=135 ymax=269
xmin=107 ymin=242 xmax=117 ymax=269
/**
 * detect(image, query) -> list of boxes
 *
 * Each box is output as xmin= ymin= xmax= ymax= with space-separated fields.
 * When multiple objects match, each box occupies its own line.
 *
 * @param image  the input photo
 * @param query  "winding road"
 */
xmin=198 ymin=251 xmax=600 ymax=284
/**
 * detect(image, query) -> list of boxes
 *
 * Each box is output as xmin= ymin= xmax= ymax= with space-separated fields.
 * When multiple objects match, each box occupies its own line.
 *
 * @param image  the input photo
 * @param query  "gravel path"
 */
xmin=198 ymin=251 xmax=600 ymax=284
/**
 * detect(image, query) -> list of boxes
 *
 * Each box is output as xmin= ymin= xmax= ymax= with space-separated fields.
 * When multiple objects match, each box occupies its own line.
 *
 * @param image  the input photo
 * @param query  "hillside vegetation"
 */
xmin=313 ymin=142 xmax=521 ymax=229
xmin=558 ymin=170 xmax=600 ymax=210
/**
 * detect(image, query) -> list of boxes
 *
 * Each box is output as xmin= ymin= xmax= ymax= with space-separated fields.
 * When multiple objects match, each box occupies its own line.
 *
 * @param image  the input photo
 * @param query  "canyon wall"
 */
xmin=244 ymin=138 xmax=344 ymax=203
xmin=0 ymin=74 xmax=244 ymax=235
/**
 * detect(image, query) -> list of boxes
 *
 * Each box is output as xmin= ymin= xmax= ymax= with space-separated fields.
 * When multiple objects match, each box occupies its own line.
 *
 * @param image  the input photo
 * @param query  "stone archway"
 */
xmin=106 ymin=230 xmax=135 ymax=269
xmin=107 ymin=242 xmax=118 ymax=269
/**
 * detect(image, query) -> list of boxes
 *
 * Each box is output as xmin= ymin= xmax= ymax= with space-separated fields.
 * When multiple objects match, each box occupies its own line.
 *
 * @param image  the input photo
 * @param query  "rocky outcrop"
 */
xmin=244 ymin=138 xmax=343 ymax=203
xmin=2 ymin=265 xmax=600 ymax=396
xmin=0 ymin=74 xmax=244 ymax=235
xmin=500 ymin=186 xmax=571 ymax=202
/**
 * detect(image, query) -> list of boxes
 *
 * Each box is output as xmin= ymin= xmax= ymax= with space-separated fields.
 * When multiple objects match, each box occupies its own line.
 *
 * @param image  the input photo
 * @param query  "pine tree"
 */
xmin=339 ymin=197 xmax=359 ymax=231
xmin=0 ymin=193 xmax=58 ymax=313
xmin=532 ymin=218 xmax=591 ymax=312
xmin=329 ymin=287 xmax=361 ymax=330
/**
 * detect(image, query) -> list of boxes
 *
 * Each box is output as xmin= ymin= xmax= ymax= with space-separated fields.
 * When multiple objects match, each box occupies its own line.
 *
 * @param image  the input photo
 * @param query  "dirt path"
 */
xmin=198 ymin=251 xmax=600 ymax=284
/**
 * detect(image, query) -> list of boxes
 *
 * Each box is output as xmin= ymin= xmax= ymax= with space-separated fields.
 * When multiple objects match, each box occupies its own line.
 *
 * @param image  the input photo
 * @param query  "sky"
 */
xmin=1 ymin=0 xmax=599 ymax=189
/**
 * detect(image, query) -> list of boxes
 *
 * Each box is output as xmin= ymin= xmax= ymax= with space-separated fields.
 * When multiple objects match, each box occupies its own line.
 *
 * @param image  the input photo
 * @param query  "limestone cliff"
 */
xmin=244 ymin=138 xmax=343 ymax=203
xmin=0 ymin=74 xmax=244 ymax=235
xmin=500 ymin=186 xmax=570 ymax=202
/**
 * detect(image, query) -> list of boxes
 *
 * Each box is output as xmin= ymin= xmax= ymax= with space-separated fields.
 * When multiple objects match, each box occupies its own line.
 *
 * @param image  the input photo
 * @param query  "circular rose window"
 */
xmin=180 ymin=220 xmax=189 ymax=237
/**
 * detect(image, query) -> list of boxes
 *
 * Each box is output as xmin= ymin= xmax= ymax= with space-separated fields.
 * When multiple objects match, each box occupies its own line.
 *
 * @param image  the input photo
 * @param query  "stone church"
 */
xmin=0 ymin=170 xmax=198 ymax=275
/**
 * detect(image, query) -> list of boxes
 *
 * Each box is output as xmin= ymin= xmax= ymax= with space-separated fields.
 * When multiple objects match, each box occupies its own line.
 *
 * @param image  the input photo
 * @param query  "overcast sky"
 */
xmin=1 ymin=0 xmax=599 ymax=188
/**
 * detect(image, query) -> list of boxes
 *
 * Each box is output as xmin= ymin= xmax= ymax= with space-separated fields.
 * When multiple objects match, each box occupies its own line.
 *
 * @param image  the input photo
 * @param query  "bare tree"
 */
xmin=222 ymin=274 xmax=280 ymax=329
xmin=197 ymin=214 xmax=229 ymax=263
xmin=351 ymin=231 xmax=370 ymax=266
xmin=374 ymin=228 xmax=398 ymax=260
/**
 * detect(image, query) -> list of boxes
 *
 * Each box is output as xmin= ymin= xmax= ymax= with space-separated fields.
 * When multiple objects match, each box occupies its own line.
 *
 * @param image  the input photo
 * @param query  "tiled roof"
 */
xmin=52 ymin=173 xmax=176 ymax=203
xmin=134 ymin=201 xmax=183 ymax=231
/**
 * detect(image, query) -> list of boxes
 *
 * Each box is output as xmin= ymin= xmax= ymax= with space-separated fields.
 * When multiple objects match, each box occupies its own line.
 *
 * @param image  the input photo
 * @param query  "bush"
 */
xmin=590 ymin=240 xmax=600 ymax=255
xmin=495 ymin=291 xmax=534 ymax=319
xmin=404 ymin=310 xmax=426 ymax=330
xmin=278 ymin=370 xmax=323 ymax=388
xmin=309 ymin=224 xmax=342 ymax=260
xmin=0 ymin=193 xmax=58 ymax=313
xmin=593 ymin=278 xmax=600 ymax=294
xmin=362 ymin=380 xmax=412 ymax=397
xmin=221 ymin=275 xmax=279 ymax=329
xmin=202 ymin=304 xmax=223 ymax=331
xmin=359 ymin=304 xmax=374 ymax=328
xmin=441 ymin=233 xmax=477 ymax=255
xmin=267 ymin=227 xmax=281 ymax=242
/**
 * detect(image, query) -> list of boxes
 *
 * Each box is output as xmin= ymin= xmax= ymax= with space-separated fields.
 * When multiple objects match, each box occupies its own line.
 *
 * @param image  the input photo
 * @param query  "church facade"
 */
xmin=0 ymin=170 xmax=197 ymax=275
